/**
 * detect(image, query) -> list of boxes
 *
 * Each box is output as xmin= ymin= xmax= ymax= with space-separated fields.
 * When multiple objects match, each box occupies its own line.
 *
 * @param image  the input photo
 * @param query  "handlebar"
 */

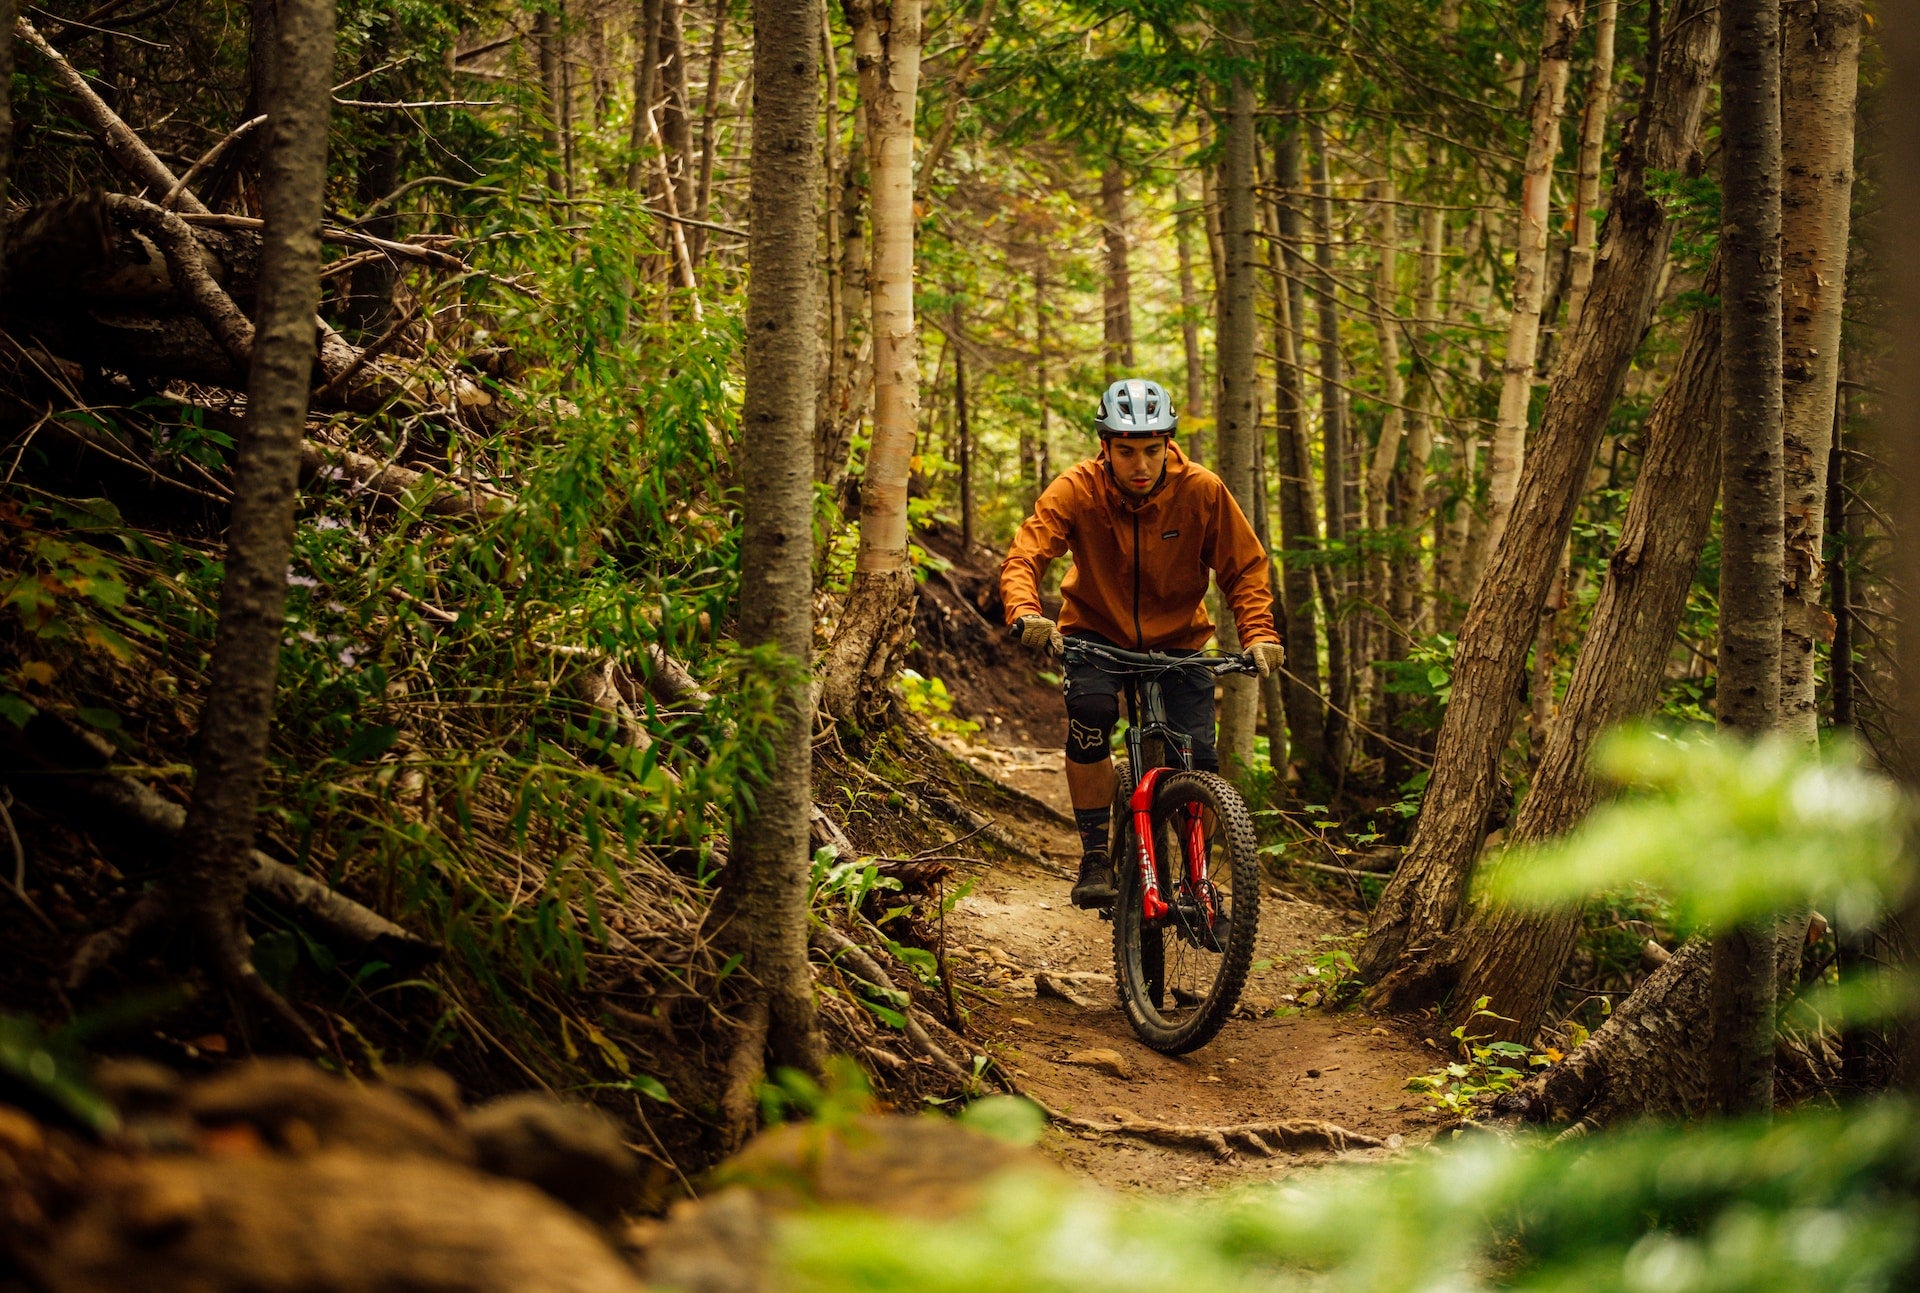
xmin=1059 ymin=637 xmax=1258 ymax=677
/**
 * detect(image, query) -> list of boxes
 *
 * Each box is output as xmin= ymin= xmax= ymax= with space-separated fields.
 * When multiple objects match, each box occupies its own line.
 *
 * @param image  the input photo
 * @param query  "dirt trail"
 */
xmin=942 ymin=741 xmax=1444 ymax=1191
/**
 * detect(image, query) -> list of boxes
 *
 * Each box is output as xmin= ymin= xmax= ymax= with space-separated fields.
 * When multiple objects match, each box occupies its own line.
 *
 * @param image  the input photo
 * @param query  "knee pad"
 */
xmin=1063 ymin=691 xmax=1119 ymax=764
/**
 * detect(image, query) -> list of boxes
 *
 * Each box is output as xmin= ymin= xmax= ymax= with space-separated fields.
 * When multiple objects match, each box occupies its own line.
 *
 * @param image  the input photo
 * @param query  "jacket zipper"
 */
xmin=1131 ymin=508 xmax=1143 ymax=648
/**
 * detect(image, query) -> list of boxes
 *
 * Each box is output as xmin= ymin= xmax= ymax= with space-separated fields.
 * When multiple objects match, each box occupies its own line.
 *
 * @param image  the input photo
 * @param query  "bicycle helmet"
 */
xmin=1094 ymin=378 xmax=1178 ymax=438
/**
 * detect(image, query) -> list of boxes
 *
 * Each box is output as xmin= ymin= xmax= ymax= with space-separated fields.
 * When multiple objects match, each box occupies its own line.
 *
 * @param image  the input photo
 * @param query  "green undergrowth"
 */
xmin=0 ymin=187 xmax=955 ymax=1127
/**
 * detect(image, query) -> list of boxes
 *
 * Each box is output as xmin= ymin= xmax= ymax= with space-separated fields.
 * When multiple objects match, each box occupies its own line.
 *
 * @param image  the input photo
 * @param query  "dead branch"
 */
xmin=810 ymin=923 xmax=969 ymax=1080
xmin=100 ymin=193 xmax=255 ymax=365
xmin=162 ymin=115 xmax=269 ymax=210
xmin=15 ymin=14 xmax=211 ymax=215
xmin=300 ymin=441 xmax=510 ymax=520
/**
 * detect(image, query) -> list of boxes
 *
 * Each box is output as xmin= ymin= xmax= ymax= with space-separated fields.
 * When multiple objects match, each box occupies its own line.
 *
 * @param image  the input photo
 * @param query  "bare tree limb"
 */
xmin=14 ymin=13 xmax=210 ymax=214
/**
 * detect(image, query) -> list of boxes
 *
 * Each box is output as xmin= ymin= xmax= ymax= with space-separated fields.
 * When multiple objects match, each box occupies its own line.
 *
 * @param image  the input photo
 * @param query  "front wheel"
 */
xmin=1111 ymin=770 xmax=1261 ymax=1054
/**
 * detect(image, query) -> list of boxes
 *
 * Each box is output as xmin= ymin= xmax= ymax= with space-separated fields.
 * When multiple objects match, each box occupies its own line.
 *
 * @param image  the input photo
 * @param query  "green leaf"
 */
xmin=0 ymin=694 xmax=37 ymax=728
xmin=75 ymin=707 xmax=123 ymax=732
xmin=336 ymin=724 xmax=400 ymax=763
xmin=628 ymin=1074 xmax=671 ymax=1102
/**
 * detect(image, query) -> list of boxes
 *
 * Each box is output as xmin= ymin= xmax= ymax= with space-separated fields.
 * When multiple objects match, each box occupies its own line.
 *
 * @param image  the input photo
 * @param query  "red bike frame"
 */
xmin=1128 ymin=768 xmax=1215 ymax=925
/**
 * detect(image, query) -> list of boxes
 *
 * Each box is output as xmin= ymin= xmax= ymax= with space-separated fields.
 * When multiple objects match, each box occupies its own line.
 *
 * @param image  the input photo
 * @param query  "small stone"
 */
xmin=1369 ymin=1027 xmax=1391 ymax=1037
xmin=1306 ymin=1069 xmax=1322 ymax=1079
xmin=1010 ymin=1017 xmax=1036 ymax=1027
xmin=1064 ymin=1048 xmax=1134 ymax=1081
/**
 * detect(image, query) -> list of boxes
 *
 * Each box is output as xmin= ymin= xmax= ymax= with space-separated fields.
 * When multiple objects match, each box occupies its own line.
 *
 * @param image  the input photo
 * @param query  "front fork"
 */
xmin=1128 ymin=768 xmax=1214 ymax=925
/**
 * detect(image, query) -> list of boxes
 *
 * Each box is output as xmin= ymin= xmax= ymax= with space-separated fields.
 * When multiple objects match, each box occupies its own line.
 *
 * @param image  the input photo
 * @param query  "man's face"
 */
xmin=1105 ymin=436 xmax=1170 ymax=496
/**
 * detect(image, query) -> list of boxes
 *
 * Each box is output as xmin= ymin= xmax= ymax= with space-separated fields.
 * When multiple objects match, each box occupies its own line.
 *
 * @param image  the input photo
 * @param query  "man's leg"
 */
xmin=1062 ymin=663 xmax=1121 ymax=908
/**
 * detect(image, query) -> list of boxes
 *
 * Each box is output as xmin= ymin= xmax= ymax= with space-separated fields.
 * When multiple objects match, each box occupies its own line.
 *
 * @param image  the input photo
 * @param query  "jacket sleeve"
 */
xmin=1209 ymin=481 xmax=1281 ymax=648
xmin=1000 ymin=477 xmax=1076 ymax=625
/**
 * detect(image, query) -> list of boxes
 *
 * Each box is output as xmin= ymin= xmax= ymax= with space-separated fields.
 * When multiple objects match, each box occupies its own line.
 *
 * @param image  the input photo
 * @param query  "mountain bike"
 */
xmin=1061 ymin=638 xmax=1263 ymax=1055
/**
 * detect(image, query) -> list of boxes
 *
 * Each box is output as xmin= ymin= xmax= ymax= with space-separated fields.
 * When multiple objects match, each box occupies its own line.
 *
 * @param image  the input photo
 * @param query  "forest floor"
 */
xmin=909 ymin=528 xmax=1446 ymax=1191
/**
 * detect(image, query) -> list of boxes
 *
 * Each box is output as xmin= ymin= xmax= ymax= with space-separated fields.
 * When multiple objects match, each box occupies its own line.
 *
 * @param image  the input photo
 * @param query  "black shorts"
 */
xmin=1060 ymin=630 xmax=1219 ymax=771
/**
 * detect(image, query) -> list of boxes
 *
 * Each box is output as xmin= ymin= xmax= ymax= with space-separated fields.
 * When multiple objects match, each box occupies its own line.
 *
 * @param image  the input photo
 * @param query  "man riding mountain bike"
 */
xmin=1000 ymin=377 xmax=1284 ymax=911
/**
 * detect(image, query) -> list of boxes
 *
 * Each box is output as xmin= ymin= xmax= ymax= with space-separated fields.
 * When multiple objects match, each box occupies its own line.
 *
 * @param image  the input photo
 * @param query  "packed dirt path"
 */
xmin=940 ymin=740 xmax=1447 ymax=1192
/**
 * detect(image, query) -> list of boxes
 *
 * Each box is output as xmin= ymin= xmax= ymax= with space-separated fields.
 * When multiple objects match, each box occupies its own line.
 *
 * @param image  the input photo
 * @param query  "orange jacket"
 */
xmin=1000 ymin=444 xmax=1280 ymax=652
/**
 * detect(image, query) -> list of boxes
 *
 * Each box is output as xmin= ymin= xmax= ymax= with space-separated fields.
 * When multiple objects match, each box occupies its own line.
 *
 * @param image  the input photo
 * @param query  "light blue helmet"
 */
xmin=1094 ymin=378 xmax=1177 ymax=438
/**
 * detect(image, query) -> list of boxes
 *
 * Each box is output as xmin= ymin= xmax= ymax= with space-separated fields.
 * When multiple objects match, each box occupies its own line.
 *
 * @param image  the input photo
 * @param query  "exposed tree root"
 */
xmin=1025 ymin=1094 xmax=1386 ymax=1161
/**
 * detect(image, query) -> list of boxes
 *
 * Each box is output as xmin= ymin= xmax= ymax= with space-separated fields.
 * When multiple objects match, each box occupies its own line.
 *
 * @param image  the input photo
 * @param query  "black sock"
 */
xmin=1074 ymin=807 xmax=1111 ymax=855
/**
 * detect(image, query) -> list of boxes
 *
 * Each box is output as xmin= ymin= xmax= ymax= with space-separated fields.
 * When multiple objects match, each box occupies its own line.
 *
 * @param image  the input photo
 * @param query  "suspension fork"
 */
xmin=1183 ymin=803 xmax=1215 ymax=922
xmin=1129 ymin=766 xmax=1171 ymax=920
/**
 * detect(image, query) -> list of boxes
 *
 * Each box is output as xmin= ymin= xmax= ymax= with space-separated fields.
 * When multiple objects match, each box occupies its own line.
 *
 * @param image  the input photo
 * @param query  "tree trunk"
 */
xmin=1365 ymin=169 xmax=1407 ymax=757
xmin=626 ymin=0 xmax=665 ymax=194
xmin=820 ymin=0 xmax=922 ymax=725
xmin=1356 ymin=0 xmax=1720 ymax=984
xmin=1101 ymin=160 xmax=1135 ymax=382
xmin=1886 ymin=0 xmax=1920 ymax=1093
xmin=659 ymin=0 xmax=696 ymax=218
xmin=1308 ymin=120 xmax=1352 ymax=781
xmin=1175 ymin=178 xmax=1208 ymax=464
xmin=1778 ymin=0 xmax=1861 ymax=741
xmin=1033 ymin=261 xmax=1051 ymax=498
xmin=0 ymin=0 xmax=11 ymax=295
xmin=689 ymin=0 xmax=730 ymax=259
xmin=1270 ymin=129 xmax=1326 ymax=778
xmin=1388 ymin=165 xmax=1443 ymax=773
xmin=712 ymin=0 xmax=828 ymax=1142
xmin=953 ymin=309 xmax=973 ymax=552
xmin=1711 ymin=0 xmax=1785 ymax=1119
xmin=1487 ymin=0 xmax=1578 ymax=556
xmin=816 ymin=34 xmax=870 ymax=495
xmin=1502 ymin=937 xmax=1714 ymax=1127
xmin=1377 ymin=265 xmax=1722 ymax=1033
xmin=1565 ymin=0 xmax=1619 ymax=330
xmin=93 ymin=0 xmax=337 ymax=1046
xmin=1214 ymin=27 xmax=1260 ymax=781
xmin=535 ymin=7 xmax=567 ymax=194
xmin=1828 ymin=383 xmax=1854 ymax=731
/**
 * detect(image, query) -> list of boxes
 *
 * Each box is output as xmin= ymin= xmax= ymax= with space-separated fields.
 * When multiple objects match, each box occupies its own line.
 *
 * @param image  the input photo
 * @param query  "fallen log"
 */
xmin=301 ymin=440 xmax=511 ymax=520
xmin=0 ymin=712 xmax=439 ymax=970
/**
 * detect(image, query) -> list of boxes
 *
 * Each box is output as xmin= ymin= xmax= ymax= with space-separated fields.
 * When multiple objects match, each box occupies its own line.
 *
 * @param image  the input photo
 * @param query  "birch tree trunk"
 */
xmin=820 ymin=0 xmax=922 ymax=725
xmin=1214 ymin=26 xmax=1260 ymax=780
xmin=1778 ymin=0 xmax=1861 ymax=740
xmin=1486 ymin=0 xmax=1578 ymax=556
xmin=68 ymin=0 xmax=337 ymax=1046
xmin=712 ymin=0 xmax=828 ymax=1142
xmin=1357 ymin=0 xmax=1720 ymax=984
xmin=1270 ymin=131 xmax=1327 ymax=777
xmin=1308 ymin=120 xmax=1352 ymax=781
xmin=1101 ymin=160 xmax=1136 ymax=382
xmin=1711 ymin=0 xmax=1785 ymax=1119
xmin=1565 ymin=0 xmax=1618 ymax=331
